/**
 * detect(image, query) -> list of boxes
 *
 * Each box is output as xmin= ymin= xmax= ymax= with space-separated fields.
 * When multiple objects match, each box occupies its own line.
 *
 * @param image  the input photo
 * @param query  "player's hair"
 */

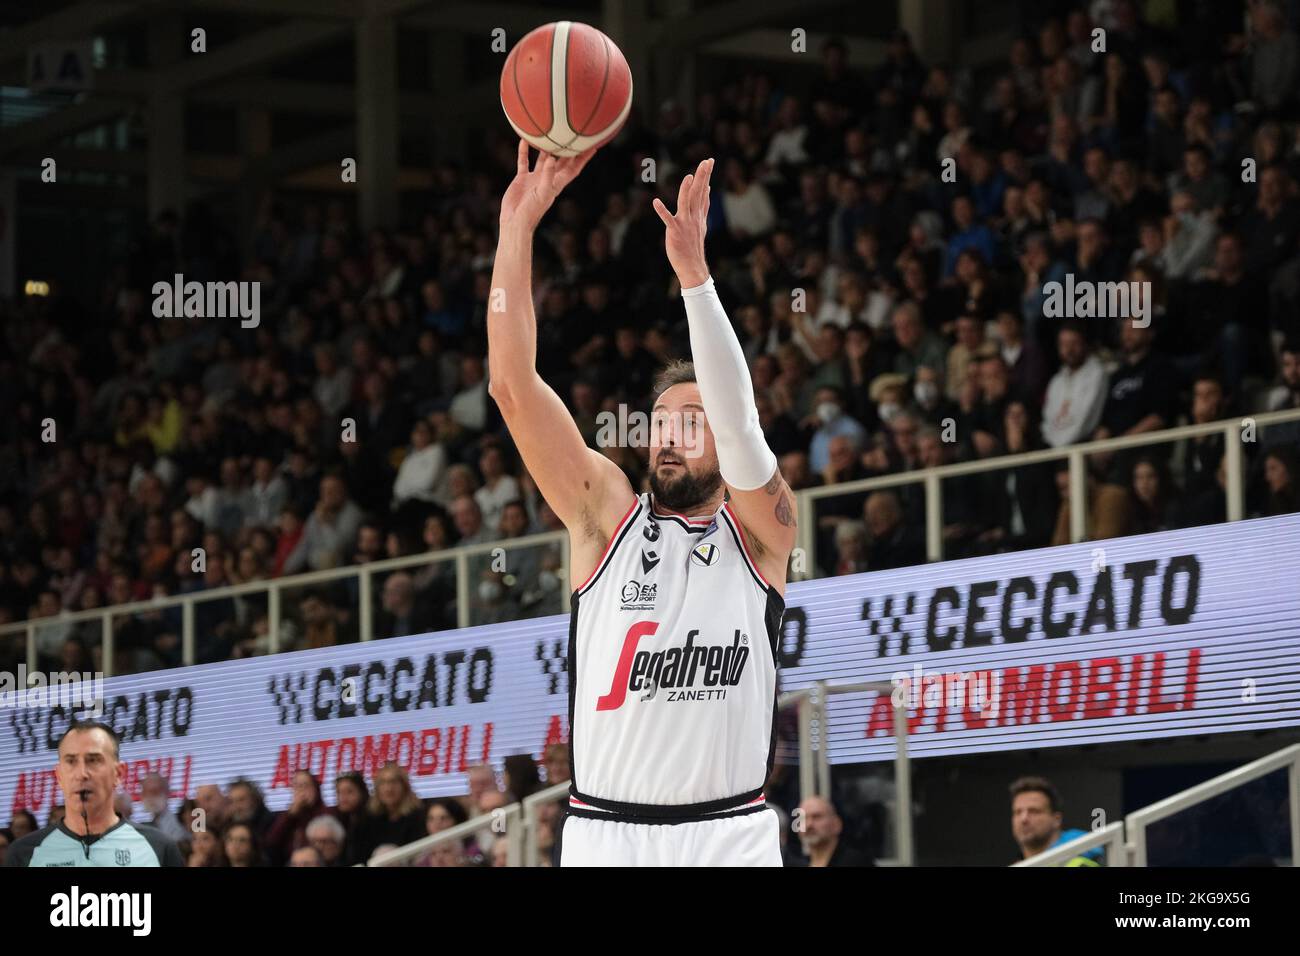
xmin=652 ymin=359 xmax=697 ymax=401
xmin=57 ymin=720 xmax=120 ymax=760
xmin=1009 ymin=775 xmax=1062 ymax=813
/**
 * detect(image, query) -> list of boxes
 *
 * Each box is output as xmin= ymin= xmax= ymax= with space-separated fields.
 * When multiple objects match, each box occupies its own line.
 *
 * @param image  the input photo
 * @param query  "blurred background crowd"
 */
xmin=0 ymin=743 xmax=888 ymax=867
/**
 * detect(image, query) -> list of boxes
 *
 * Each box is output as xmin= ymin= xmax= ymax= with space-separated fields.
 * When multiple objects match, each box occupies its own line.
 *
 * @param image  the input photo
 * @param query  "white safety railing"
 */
xmin=1012 ymin=822 xmax=1127 ymax=867
xmin=4 ymin=408 xmax=1298 ymax=677
xmin=365 ymin=717 xmax=1299 ymax=867
xmin=2 ymin=528 xmax=566 ymax=677
xmin=1016 ymin=742 xmax=1300 ymax=867
xmin=521 ymin=782 xmax=572 ymax=868
xmin=364 ymin=800 xmax=525 ymax=867
xmin=795 ymin=407 xmax=1300 ymax=567
xmin=1126 ymin=743 xmax=1300 ymax=867
xmin=792 ymin=680 xmax=914 ymax=867
xmin=374 ymin=682 xmax=914 ymax=867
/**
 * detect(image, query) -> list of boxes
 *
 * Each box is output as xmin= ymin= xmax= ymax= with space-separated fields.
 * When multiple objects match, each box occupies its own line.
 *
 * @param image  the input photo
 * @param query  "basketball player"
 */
xmin=488 ymin=143 xmax=795 ymax=866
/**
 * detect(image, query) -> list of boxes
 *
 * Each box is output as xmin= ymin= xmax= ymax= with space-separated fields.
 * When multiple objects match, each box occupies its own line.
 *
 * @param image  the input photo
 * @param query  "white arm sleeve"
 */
xmin=681 ymin=276 xmax=778 ymax=491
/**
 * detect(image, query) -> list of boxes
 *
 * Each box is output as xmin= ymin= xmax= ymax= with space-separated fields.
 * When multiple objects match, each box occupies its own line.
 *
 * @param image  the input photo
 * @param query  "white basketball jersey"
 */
xmin=567 ymin=493 xmax=785 ymax=814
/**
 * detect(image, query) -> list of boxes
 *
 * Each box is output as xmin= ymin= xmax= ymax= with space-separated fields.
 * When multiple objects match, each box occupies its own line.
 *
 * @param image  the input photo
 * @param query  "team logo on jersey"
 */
xmin=620 ymin=580 xmax=658 ymax=610
xmin=690 ymin=543 xmax=719 ymax=567
xmin=595 ymin=623 xmax=751 ymax=709
xmin=115 ymin=849 xmax=131 ymax=866
xmin=643 ymin=520 xmax=660 ymax=542
xmin=641 ymin=548 xmax=660 ymax=574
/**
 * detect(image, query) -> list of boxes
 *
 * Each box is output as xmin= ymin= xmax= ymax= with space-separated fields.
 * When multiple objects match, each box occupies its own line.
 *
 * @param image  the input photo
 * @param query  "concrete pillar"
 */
xmin=898 ymin=0 xmax=961 ymax=65
xmin=147 ymin=16 xmax=187 ymax=220
xmin=356 ymin=11 xmax=400 ymax=230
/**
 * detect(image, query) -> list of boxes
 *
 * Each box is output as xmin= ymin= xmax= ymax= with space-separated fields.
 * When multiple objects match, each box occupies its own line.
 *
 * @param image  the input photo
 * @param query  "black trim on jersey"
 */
xmin=763 ymin=586 xmax=786 ymax=785
xmin=764 ymin=586 xmax=785 ymax=659
xmin=566 ymin=590 xmax=580 ymax=787
xmin=765 ymin=680 xmax=782 ymax=792
xmin=718 ymin=506 xmax=769 ymax=592
xmin=567 ymin=785 xmax=765 ymax=819
xmin=574 ymin=498 xmax=644 ymax=599
xmin=564 ymin=800 xmax=770 ymax=827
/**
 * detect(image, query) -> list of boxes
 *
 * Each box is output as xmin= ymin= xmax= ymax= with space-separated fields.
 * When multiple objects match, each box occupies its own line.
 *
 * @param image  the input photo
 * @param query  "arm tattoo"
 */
xmin=775 ymin=492 xmax=795 ymax=528
xmin=766 ymin=472 xmax=796 ymax=528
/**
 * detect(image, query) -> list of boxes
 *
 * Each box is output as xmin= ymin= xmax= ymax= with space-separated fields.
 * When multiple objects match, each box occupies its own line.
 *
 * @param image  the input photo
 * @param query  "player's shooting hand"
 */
xmin=499 ymin=139 xmax=596 ymax=233
xmin=652 ymin=158 xmax=713 ymax=288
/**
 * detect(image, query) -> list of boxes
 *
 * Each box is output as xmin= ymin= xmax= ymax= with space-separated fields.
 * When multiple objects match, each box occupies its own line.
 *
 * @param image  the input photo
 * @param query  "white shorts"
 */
xmin=558 ymin=807 xmax=782 ymax=867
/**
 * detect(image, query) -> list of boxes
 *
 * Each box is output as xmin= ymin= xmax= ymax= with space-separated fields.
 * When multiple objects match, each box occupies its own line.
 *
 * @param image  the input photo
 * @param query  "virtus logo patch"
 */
xmin=690 ymin=543 xmax=719 ymax=567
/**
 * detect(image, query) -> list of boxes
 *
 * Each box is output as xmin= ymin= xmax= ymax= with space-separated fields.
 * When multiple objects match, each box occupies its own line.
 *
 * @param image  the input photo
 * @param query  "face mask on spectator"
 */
xmin=479 ymin=580 xmax=503 ymax=603
xmin=914 ymin=381 xmax=939 ymax=407
xmin=878 ymin=401 xmax=902 ymax=424
xmin=816 ymin=401 xmax=840 ymax=424
xmin=538 ymin=570 xmax=559 ymax=592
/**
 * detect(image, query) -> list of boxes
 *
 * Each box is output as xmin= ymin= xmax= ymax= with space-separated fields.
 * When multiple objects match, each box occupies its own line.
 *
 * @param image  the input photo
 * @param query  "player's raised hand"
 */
xmin=652 ymin=158 xmax=713 ymax=288
xmin=499 ymin=139 xmax=597 ymax=232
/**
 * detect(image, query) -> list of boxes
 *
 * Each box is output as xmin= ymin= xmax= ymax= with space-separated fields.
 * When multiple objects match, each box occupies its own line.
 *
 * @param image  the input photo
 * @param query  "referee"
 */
xmin=5 ymin=720 xmax=184 ymax=867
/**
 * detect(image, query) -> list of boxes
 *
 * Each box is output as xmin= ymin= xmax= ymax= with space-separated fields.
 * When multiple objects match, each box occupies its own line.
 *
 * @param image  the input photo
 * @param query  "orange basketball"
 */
xmin=499 ymin=20 xmax=633 ymax=157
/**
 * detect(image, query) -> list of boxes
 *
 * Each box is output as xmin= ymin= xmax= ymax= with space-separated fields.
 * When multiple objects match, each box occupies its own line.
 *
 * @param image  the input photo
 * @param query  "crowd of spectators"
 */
xmin=0 ymin=739 xmax=889 ymax=867
xmin=4 ymin=0 xmax=1300 ymax=677
xmin=0 ymin=747 xmax=567 ymax=867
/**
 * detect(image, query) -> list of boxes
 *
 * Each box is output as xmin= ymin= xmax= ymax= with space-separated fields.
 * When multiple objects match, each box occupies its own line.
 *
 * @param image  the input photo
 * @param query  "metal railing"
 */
xmin=1015 ymin=743 xmax=1300 ymax=867
xmin=521 ymin=782 xmax=571 ymax=868
xmin=372 ymin=683 xmax=915 ymax=866
xmin=794 ymin=680 xmax=914 ymax=867
xmin=365 ymin=800 xmax=526 ymax=867
xmin=2 ymin=528 xmax=568 ymax=676
xmin=1126 ymin=743 xmax=1300 ymax=867
xmin=369 ymin=739 xmax=1300 ymax=867
xmin=795 ymin=406 xmax=1300 ymax=567
xmin=1012 ymin=822 xmax=1127 ymax=867
xmin=4 ymin=408 xmax=1298 ymax=677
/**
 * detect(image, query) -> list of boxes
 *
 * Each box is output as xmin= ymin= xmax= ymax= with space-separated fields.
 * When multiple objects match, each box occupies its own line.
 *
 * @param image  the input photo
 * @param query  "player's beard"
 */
xmin=649 ymin=460 xmax=723 ymax=513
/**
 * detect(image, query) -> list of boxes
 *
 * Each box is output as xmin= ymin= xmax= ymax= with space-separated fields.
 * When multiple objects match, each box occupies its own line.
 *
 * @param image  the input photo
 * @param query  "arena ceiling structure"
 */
xmin=0 ymin=0 xmax=1010 ymax=291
